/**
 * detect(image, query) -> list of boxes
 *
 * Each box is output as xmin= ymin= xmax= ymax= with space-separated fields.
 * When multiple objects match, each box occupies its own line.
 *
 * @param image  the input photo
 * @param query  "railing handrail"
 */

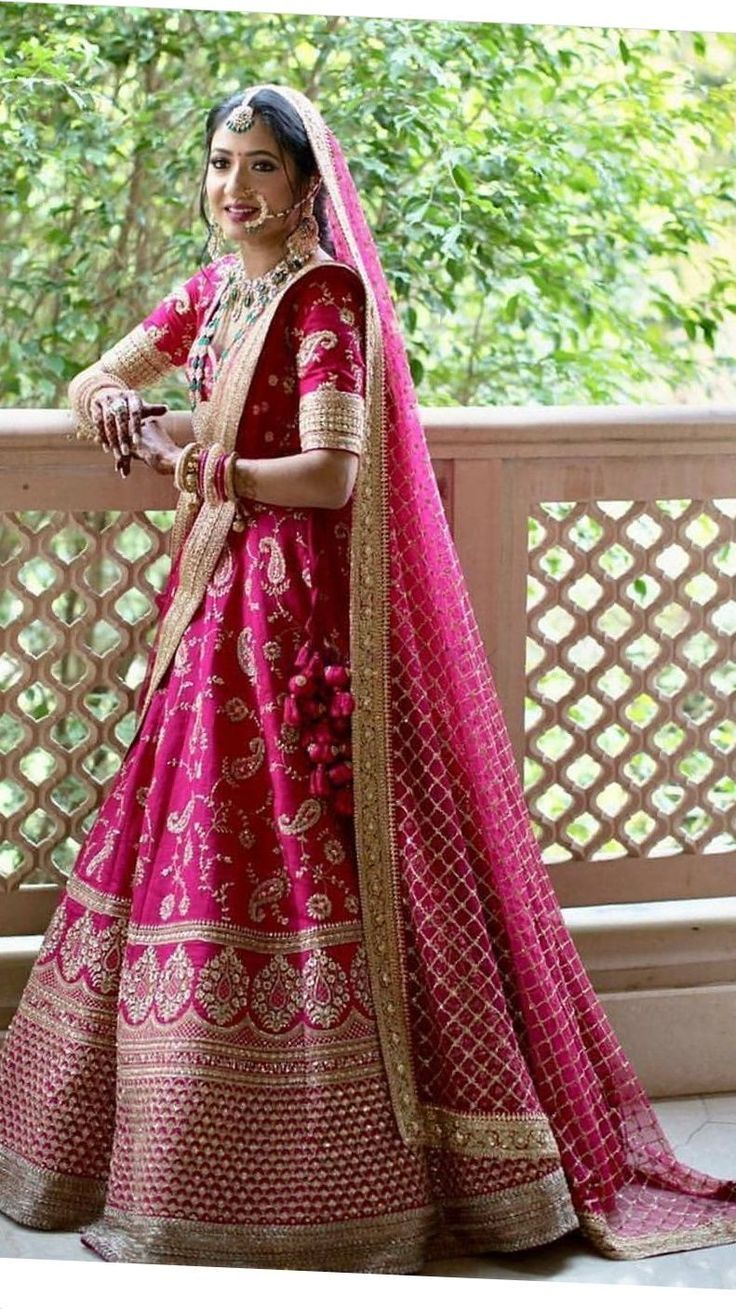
xmin=3 ymin=404 xmax=736 ymax=449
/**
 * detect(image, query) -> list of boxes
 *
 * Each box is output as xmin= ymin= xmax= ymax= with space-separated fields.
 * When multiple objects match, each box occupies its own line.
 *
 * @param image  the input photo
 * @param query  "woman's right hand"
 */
xmin=92 ymin=390 xmax=169 ymax=478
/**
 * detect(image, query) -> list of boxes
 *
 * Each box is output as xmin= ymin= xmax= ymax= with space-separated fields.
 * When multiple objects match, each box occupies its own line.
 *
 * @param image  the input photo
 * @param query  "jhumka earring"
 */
xmin=207 ymin=223 xmax=224 ymax=260
xmin=225 ymin=97 xmax=255 ymax=133
xmin=285 ymin=190 xmax=320 ymax=262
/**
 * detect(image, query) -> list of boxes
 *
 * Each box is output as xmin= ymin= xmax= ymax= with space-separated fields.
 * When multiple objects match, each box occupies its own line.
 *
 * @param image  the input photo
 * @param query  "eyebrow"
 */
xmin=210 ymin=147 xmax=280 ymax=161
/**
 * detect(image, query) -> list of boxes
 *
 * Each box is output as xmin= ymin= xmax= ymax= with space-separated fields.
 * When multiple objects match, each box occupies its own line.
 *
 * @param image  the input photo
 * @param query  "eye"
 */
xmin=209 ymin=158 xmax=229 ymax=170
xmin=253 ymin=161 xmax=276 ymax=172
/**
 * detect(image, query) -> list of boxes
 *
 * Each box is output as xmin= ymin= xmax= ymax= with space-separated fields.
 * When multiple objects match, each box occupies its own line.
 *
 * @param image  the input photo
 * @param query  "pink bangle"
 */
xmin=224 ymin=453 xmax=238 ymax=503
xmin=214 ymin=453 xmax=228 ymax=501
xmin=203 ymin=443 xmax=226 ymax=506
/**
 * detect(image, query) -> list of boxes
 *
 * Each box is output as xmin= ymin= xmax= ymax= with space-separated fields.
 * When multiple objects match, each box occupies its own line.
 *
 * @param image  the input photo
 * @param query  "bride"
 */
xmin=0 ymin=83 xmax=734 ymax=1270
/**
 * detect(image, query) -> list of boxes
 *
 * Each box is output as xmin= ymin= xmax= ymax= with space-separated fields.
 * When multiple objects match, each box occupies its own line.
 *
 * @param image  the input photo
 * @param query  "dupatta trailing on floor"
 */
xmin=123 ymin=84 xmax=736 ymax=1258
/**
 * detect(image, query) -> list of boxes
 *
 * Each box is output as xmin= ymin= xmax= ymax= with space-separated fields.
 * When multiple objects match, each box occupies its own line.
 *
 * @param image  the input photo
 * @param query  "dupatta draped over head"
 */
xmin=137 ymin=85 xmax=736 ymax=1258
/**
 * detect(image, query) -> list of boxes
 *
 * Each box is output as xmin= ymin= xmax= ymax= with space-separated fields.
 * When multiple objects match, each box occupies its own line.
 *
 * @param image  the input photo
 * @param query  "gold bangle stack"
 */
xmin=174 ymin=442 xmax=201 ymax=495
xmin=69 ymin=370 xmax=130 ymax=443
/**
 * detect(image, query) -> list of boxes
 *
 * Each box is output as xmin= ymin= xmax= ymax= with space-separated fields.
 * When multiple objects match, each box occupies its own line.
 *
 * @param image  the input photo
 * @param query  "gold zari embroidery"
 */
xmin=100 ymin=323 xmax=174 ymax=389
xmin=419 ymin=1105 xmax=560 ymax=1160
xmin=299 ymin=383 xmax=365 ymax=455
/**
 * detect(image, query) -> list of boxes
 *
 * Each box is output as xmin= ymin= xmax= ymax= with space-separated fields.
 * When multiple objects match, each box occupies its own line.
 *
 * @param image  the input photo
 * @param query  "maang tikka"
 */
xmin=225 ymin=96 xmax=255 ymax=133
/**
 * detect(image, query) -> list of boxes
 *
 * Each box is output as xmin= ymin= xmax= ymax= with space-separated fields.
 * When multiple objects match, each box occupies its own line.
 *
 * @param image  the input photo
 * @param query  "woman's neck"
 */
xmin=237 ymin=242 xmax=291 ymax=280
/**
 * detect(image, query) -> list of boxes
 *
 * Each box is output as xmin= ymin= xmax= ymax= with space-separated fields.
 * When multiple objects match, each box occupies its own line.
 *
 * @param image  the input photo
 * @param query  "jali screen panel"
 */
xmin=526 ymin=497 xmax=736 ymax=865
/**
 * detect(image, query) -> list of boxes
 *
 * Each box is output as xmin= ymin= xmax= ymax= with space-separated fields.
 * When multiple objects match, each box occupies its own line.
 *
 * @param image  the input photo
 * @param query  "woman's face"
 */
xmin=206 ymin=114 xmax=305 ymax=248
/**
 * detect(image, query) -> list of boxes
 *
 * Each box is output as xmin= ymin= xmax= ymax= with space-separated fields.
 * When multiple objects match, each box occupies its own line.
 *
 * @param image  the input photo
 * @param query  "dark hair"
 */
xmin=198 ymin=88 xmax=334 ymax=260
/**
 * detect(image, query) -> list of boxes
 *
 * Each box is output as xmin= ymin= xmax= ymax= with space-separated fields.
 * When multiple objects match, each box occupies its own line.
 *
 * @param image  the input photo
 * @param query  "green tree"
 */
xmin=1 ymin=6 xmax=736 ymax=407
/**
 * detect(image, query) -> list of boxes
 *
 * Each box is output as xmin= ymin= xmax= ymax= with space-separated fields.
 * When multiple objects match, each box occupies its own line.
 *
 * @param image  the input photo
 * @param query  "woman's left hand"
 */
xmin=131 ymin=418 xmax=180 ymax=476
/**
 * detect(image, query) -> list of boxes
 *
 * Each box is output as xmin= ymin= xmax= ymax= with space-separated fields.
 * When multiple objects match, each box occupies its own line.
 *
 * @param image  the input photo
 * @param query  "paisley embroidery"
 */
xmin=251 ymin=954 xmax=302 ymax=1032
xmin=277 ymin=799 xmax=323 ymax=836
xmin=166 ymin=796 xmax=195 ymax=835
xmin=194 ymin=947 xmax=249 ymax=1025
xmin=236 ymin=627 xmax=257 ymax=681
xmin=163 ymin=284 xmax=192 ymax=316
xmin=155 ymin=944 xmax=195 ymax=1021
xmin=258 ymin=537 xmax=287 ymax=592
xmin=296 ymin=329 xmax=338 ymax=377
xmin=302 ymin=949 xmax=349 ymax=1028
xmin=248 ymin=871 xmax=289 ymax=923
xmin=223 ymin=738 xmax=266 ymax=785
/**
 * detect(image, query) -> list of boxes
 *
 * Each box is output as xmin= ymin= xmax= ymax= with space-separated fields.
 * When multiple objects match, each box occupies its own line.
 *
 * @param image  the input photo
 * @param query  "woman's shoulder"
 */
xmin=299 ymin=256 xmax=363 ymax=287
xmin=286 ymin=257 xmax=366 ymax=316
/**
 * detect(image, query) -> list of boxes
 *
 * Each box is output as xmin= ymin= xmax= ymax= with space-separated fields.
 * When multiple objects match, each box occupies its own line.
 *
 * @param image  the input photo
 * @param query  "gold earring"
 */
xmin=207 ymin=224 xmax=224 ymax=260
xmin=285 ymin=196 xmax=319 ymax=263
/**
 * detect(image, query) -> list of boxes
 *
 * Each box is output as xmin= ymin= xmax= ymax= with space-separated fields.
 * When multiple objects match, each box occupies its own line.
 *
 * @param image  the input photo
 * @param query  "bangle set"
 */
xmin=173 ymin=442 xmax=242 ymax=507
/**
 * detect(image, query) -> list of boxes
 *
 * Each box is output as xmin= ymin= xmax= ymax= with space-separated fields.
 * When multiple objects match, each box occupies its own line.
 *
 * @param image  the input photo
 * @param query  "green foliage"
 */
xmin=2 ymin=7 xmax=736 ymax=406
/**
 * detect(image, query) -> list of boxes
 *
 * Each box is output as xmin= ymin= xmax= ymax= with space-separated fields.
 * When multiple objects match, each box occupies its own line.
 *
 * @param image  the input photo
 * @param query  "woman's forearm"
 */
xmin=232 ymin=449 xmax=357 ymax=510
xmin=162 ymin=440 xmax=358 ymax=509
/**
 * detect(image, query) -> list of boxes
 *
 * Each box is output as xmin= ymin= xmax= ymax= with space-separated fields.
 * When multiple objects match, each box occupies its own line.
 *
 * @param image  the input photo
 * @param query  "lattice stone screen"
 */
xmin=0 ymin=510 xmax=173 ymax=913
xmin=2 ymin=413 xmax=736 ymax=931
xmin=526 ymin=498 xmax=736 ymax=865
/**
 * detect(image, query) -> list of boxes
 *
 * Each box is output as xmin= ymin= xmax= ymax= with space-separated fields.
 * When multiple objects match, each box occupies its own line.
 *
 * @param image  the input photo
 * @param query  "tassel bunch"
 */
xmin=284 ymin=641 xmax=355 ymax=815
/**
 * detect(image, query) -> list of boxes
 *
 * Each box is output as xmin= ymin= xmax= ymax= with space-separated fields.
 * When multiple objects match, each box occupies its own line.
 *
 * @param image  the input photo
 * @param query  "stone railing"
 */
xmin=1 ymin=405 xmax=735 ymax=939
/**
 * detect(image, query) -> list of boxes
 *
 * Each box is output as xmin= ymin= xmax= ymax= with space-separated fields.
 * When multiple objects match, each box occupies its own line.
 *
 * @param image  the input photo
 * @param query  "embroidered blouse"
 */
xmin=68 ymin=260 xmax=367 ymax=460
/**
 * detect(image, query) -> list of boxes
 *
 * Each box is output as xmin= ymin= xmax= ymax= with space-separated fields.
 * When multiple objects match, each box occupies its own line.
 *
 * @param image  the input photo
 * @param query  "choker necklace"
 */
xmin=187 ymin=246 xmax=314 ymax=409
xmin=228 ymin=247 xmax=310 ymax=323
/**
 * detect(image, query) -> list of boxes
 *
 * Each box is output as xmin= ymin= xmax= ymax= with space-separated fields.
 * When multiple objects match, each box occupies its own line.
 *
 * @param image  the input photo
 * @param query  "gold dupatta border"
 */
xmin=270 ymin=86 xmax=561 ymax=1164
xmin=263 ymin=86 xmax=424 ymax=1145
xmin=131 ymin=258 xmax=322 ymax=737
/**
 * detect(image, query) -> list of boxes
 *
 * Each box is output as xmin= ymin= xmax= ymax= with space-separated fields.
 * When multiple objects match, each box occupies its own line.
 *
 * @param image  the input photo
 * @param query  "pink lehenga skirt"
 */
xmin=0 ymin=501 xmax=577 ymax=1270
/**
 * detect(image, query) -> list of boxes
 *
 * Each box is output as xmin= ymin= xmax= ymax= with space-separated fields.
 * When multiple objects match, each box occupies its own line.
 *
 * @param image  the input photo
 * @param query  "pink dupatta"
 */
xmin=142 ymin=85 xmax=736 ymax=1259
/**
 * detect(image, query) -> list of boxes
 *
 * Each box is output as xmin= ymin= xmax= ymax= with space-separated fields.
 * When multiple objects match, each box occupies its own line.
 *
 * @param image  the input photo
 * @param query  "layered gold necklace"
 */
xmin=187 ymin=248 xmax=313 ymax=408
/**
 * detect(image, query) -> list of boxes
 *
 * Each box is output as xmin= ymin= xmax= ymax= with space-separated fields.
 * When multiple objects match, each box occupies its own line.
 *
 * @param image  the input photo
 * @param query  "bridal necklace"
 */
xmin=188 ymin=245 xmax=313 ymax=408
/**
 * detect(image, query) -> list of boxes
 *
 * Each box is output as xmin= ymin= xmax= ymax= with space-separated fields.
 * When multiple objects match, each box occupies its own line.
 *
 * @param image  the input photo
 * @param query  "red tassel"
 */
xmin=309 ymin=764 xmax=332 ymax=798
xmin=328 ymin=761 xmax=353 ymax=787
xmin=334 ymin=788 xmax=354 ymax=816
xmin=307 ymin=742 xmax=335 ymax=764
xmin=324 ymin=664 xmax=350 ymax=689
xmin=294 ymin=641 xmax=313 ymax=669
xmin=284 ymin=697 xmax=302 ymax=726
xmin=289 ymin=673 xmax=317 ymax=698
xmin=312 ymin=720 xmax=334 ymax=745
xmin=306 ymin=652 xmax=325 ymax=678
xmin=300 ymin=697 xmax=325 ymax=721
xmin=329 ymin=691 xmax=355 ymax=717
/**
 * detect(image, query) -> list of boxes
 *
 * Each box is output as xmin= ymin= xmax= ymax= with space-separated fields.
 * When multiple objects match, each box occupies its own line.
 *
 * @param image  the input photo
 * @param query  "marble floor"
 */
xmin=1 ymin=1093 xmax=735 ymax=1287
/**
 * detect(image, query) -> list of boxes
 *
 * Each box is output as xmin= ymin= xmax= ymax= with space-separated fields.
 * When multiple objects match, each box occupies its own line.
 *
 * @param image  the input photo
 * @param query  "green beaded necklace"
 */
xmin=187 ymin=249 xmax=313 ymax=409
